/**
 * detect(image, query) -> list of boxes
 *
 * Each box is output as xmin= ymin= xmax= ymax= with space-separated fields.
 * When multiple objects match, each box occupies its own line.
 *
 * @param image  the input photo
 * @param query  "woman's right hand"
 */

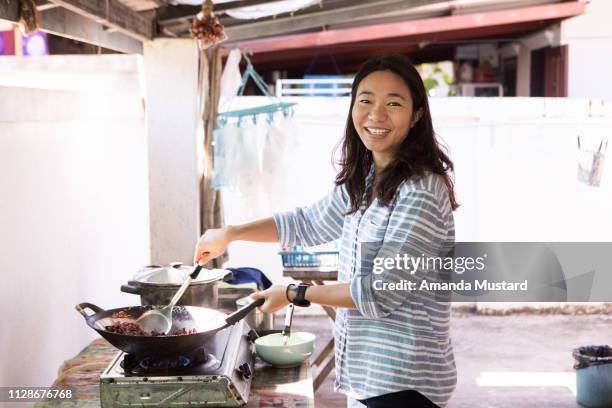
xmin=194 ymin=226 xmax=233 ymax=266
xmin=194 ymin=218 xmax=277 ymax=265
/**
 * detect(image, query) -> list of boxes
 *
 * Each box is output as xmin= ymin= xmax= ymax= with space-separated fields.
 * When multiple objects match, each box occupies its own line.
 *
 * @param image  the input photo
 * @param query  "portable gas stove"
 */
xmin=100 ymin=319 xmax=255 ymax=407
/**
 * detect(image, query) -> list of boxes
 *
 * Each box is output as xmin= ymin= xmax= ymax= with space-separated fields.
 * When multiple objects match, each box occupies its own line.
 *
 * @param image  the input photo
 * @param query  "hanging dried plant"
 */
xmin=190 ymin=0 xmax=227 ymax=50
xmin=19 ymin=0 xmax=40 ymax=34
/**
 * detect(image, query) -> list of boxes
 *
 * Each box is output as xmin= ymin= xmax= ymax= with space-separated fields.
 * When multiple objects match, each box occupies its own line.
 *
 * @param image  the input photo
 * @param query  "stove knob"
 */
xmin=238 ymin=363 xmax=252 ymax=379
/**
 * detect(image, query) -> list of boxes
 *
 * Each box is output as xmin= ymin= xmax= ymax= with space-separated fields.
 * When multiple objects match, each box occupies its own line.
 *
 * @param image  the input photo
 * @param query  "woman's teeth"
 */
xmin=365 ymin=127 xmax=390 ymax=135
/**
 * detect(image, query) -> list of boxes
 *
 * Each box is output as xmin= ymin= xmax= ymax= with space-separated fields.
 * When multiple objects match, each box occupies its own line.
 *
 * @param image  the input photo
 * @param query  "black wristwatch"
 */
xmin=292 ymin=283 xmax=312 ymax=307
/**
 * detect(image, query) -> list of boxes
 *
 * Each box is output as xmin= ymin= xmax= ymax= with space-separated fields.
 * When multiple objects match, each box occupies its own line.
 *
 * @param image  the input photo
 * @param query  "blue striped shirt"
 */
xmin=274 ymin=170 xmax=456 ymax=406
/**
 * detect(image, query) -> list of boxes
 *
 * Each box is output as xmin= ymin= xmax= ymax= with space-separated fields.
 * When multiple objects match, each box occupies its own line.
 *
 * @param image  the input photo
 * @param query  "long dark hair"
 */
xmin=335 ymin=54 xmax=459 ymax=213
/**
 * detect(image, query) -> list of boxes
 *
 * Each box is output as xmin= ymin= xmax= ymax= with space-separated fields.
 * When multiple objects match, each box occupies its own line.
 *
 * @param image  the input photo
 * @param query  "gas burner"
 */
xmin=120 ymin=347 xmax=220 ymax=376
xmin=139 ymin=354 xmax=193 ymax=370
xmin=100 ymin=320 xmax=255 ymax=407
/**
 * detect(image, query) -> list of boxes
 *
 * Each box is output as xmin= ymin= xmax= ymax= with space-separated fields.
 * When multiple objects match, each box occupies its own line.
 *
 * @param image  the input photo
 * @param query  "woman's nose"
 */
xmin=368 ymin=104 xmax=387 ymax=121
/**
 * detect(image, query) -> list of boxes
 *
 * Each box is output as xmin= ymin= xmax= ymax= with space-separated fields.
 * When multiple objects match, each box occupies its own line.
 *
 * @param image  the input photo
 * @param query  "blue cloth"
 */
xmin=226 ymin=267 xmax=272 ymax=290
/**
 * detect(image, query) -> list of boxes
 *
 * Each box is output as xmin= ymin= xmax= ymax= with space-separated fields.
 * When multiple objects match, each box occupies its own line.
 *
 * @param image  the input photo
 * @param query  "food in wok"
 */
xmin=105 ymin=321 xmax=197 ymax=337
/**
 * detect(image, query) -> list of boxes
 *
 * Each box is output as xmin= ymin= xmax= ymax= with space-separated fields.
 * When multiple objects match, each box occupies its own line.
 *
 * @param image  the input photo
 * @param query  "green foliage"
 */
xmin=423 ymin=78 xmax=439 ymax=92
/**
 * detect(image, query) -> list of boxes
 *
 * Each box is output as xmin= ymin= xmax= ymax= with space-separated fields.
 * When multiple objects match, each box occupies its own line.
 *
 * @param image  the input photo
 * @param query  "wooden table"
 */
xmin=36 ymin=338 xmax=313 ymax=408
xmin=283 ymin=269 xmax=338 ymax=392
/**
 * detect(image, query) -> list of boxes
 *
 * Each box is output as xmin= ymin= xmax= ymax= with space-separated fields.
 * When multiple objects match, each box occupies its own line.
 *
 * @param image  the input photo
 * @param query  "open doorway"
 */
xmin=501 ymin=56 xmax=517 ymax=97
xmin=530 ymin=45 xmax=568 ymax=97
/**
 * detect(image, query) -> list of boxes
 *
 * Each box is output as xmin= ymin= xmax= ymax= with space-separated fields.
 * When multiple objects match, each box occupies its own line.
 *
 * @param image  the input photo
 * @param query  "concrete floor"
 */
xmin=283 ymin=313 xmax=612 ymax=408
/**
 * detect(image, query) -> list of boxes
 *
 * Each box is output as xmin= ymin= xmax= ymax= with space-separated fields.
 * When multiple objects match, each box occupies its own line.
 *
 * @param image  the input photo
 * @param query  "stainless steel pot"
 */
xmin=236 ymin=296 xmax=274 ymax=331
xmin=121 ymin=263 xmax=231 ymax=308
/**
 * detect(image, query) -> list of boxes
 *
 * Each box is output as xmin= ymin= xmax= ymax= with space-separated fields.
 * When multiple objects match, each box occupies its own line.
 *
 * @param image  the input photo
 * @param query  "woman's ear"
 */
xmin=410 ymin=108 xmax=423 ymax=128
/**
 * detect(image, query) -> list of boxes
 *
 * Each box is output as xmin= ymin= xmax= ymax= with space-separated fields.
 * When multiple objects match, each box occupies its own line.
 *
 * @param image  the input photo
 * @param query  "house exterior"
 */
xmin=1 ymin=0 xmax=611 ymax=391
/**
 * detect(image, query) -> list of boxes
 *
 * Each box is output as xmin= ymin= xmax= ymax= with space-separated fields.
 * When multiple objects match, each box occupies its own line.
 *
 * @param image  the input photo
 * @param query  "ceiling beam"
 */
xmin=223 ymin=0 xmax=449 ymax=43
xmin=248 ymin=19 xmax=550 ymax=71
xmin=0 ymin=0 xmax=141 ymax=53
xmin=34 ymin=1 xmax=60 ymax=11
xmin=41 ymin=6 xmax=143 ymax=53
xmin=156 ymin=5 xmax=199 ymax=25
xmin=252 ymin=44 xmax=422 ymax=71
xmin=48 ymin=0 xmax=153 ymax=42
xmin=158 ymin=0 xmax=304 ymax=24
xmin=0 ymin=0 xmax=20 ymax=23
xmin=38 ymin=4 xmax=61 ymax=11
xmin=229 ymin=1 xmax=585 ymax=54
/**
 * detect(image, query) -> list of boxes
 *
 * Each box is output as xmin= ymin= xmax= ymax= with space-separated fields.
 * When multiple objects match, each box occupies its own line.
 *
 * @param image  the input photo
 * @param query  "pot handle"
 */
xmin=75 ymin=302 xmax=105 ymax=319
xmin=225 ymin=298 xmax=265 ymax=326
xmin=120 ymin=282 xmax=142 ymax=295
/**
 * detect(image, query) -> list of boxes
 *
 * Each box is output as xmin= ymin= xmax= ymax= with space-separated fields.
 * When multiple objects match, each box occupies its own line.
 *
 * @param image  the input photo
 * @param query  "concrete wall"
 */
xmin=0 ymin=43 xmax=202 ymax=387
xmin=0 ymin=56 xmax=149 ymax=388
xmin=142 ymin=39 xmax=201 ymax=266
xmin=561 ymin=0 xmax=612 ymax=99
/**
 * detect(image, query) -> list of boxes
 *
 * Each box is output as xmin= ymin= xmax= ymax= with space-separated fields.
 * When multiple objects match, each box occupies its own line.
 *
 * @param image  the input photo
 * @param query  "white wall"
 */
xmin=142 ymin=39 xmax=201 ymax=266
xmin=561 ymin=0 xmax=612 ymax=99
xmin=432 ymin=97 xmax=612 ymax=242
xmin=0 ymin=56 xmax=149 ymax=388
xmin=219 ymin=96 xmax=612 ymax=287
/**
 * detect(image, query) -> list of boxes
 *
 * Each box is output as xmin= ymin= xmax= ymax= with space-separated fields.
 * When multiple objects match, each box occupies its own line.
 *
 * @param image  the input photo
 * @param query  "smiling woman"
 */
xmin=195 ymin=54 xmax=458 ymax=408
xmin=337 ymin=54 xmax=458 ymax=214
xmin=351 ymin=71 xmax=419 ymax=168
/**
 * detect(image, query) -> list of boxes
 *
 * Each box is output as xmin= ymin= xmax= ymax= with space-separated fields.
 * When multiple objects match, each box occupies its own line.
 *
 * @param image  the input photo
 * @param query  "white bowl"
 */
xmin=255 ymin=332 xmax=315 ymax=368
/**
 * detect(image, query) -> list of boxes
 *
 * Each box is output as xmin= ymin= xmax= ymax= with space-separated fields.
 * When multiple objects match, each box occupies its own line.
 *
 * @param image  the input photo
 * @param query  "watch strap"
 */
xmin=292 ymin=283 xmax=311 ymax=307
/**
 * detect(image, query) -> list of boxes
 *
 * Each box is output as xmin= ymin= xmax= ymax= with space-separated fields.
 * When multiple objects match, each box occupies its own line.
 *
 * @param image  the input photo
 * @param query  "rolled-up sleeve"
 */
xmin=350 ymin=187 xmax=450 ymax=319
xmin=274 ymin=185 xmax=349 ymax=248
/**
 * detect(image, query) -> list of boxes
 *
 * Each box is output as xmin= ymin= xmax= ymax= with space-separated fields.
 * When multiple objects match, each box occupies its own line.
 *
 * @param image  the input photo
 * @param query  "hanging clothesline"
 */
xmin=217 ymin=50 xmax=296 ymax=121
xmin=217 ymin=103 xmax=295 ymax=118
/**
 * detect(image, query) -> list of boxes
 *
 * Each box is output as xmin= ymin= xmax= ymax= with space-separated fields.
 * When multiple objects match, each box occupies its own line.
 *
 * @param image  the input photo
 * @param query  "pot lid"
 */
xmin=132 ymin=264 xmax=230 ymax=286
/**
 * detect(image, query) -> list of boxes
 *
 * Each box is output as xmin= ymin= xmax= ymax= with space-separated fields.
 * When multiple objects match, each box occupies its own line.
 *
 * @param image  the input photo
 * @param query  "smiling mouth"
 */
xmin=364 ymin=127 xmax=391 ymax=136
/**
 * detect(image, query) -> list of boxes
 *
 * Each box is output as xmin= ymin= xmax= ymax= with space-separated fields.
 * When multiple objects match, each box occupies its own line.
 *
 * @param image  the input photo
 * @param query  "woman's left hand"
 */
xmin=249 ymin=285 xmax=290 ymax=313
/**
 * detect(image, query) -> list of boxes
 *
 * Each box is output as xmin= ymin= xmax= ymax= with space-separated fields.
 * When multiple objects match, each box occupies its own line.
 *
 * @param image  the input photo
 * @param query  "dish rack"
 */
xmin=279 ymin=249 xmax=339 ymax=272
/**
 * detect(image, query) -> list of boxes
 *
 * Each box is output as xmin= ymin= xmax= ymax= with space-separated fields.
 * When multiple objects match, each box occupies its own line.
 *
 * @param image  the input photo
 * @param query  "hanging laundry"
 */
xmin=261 ymin=114 xmax=301 ymax=212
xmin=211 ymin=49 xmax=299 ymax=217
xmin=220 ymin=48 xmax=243 ymax=100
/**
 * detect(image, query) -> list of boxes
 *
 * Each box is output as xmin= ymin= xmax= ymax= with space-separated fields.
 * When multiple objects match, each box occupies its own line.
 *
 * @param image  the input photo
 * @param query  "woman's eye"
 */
xmin=388 ymin=102 xmax=402 ymax=107
xmin=359 ymin=99 xmax=371 ymax=104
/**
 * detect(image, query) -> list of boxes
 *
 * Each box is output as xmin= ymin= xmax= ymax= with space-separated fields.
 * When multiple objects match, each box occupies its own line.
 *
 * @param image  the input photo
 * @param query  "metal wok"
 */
xmin=75 ymin=299 xmax=263 ymax=357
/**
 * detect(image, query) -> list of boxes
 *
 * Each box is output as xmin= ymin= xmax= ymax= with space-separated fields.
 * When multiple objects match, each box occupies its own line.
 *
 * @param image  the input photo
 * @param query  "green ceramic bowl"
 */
xmin=255 ymin=332 xmax=315 ymax=368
